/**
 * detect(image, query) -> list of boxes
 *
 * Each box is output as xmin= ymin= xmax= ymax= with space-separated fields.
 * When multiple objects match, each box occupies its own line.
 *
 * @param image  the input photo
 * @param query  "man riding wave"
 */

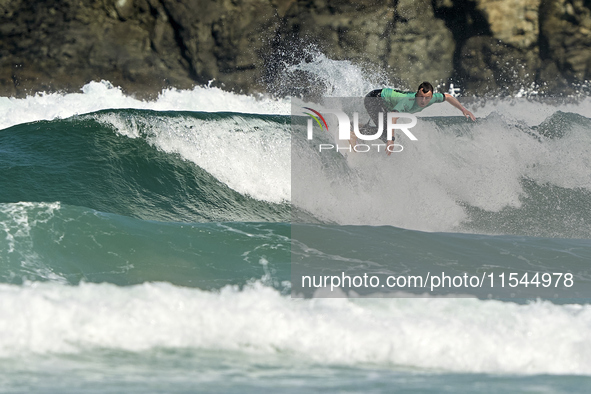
xmin=359 ymin=82 xmax=475 ymax=154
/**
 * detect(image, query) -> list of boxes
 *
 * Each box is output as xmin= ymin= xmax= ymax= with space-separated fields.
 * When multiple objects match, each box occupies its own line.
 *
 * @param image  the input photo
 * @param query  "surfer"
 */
xmin=357 ymin=82 xmax=475 ymax=155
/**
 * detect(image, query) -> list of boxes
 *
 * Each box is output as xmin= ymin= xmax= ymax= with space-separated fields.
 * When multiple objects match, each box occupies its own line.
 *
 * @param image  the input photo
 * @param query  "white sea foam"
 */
xmin=0 ymin=281 xmax=590 ymax=375
xmin=292 ymin=107 xmax=591 ymax=232
xmin=0 ymin=80 xmax=290 ymax=131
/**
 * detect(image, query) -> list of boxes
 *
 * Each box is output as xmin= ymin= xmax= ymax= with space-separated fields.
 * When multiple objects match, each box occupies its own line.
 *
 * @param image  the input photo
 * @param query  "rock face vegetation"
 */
xmin=0 ymin=0 xmax=589 ymax=97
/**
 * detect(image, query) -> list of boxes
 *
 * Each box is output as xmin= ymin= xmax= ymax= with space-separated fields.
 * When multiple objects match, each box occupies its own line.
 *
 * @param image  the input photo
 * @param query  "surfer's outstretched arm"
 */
xmin=444 ymin=94 xmax=475 ymax=121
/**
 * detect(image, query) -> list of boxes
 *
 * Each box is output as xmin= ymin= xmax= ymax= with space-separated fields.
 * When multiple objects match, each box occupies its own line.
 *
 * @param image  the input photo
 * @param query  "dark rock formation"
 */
xmin=0 ymin=0 xmax=197 ymax=97
xmin=0 ymin=0 xmax=590 ymax=97
xmin=539 ymin=0 xmax=591 ymax=92
xmin=459 ymin=36 xmax=540 ymax=94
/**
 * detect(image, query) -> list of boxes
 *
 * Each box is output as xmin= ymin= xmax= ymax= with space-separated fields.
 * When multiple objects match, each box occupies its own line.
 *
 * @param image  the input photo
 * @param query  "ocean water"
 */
xmin=1 ymin=57 xmax=591 ymax=392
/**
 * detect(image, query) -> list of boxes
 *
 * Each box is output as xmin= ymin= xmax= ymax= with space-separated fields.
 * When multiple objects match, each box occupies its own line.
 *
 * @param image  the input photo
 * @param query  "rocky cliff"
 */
xmin=0 ymin=0 xmax=590 ymax=97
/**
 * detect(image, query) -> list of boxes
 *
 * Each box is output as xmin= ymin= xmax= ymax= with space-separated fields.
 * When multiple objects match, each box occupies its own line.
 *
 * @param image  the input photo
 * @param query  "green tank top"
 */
xmin=381 ymin=88 xmax=445 ymax=113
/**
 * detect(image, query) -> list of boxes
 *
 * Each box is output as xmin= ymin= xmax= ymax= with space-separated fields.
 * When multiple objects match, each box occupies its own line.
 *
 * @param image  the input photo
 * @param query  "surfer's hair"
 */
xmin=417 ymin=82 xmax=434 ymax=94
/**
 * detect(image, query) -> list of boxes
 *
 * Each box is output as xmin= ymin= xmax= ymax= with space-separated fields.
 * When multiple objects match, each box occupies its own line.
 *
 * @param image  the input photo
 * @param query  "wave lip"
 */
xmin=0 ymin=80 xmax=290 ymax=131
xmin=89 ymin=109 xmax=292 ymax=204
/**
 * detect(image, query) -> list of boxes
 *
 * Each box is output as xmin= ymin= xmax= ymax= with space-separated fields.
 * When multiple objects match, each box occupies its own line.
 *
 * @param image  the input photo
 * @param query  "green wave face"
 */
xmin=0 ymin=202 xmax=291 ymax=288
xmin=0 ymin=110 xmax=291 ymax=223
xmin=1 ymin=201 xmax=590 ymax=300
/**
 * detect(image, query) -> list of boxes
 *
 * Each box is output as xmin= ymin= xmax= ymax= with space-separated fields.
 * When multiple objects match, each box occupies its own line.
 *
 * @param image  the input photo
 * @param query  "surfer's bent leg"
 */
xmin=363 ymin=89 xmax=390 ymax=142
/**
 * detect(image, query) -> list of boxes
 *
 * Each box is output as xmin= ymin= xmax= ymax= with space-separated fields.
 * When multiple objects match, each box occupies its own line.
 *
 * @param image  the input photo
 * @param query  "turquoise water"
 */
xmin=2 ymin=350 xmax=591 ymax=393
xmin=1 ymin=104 xmax=591 ymax=392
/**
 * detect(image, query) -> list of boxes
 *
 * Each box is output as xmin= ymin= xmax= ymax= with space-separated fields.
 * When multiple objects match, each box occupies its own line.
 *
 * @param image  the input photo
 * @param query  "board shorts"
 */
xmin=362 ymin=89 xmax=392 ymax=142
